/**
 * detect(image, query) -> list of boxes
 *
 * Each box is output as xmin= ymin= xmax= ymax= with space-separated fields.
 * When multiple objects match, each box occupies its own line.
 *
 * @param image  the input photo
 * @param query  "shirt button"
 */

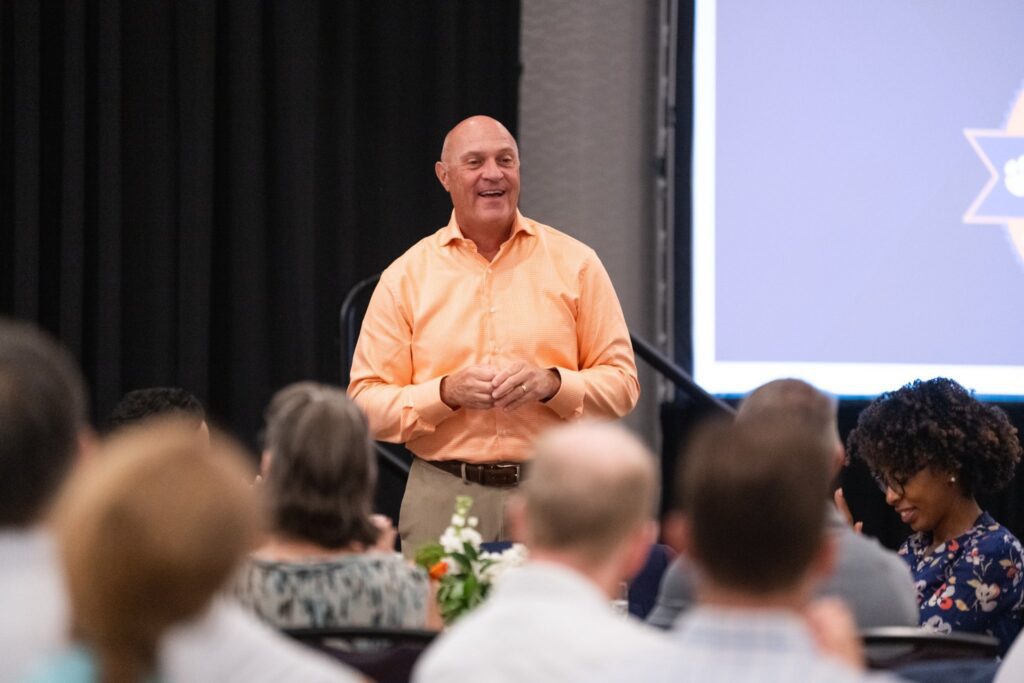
xmin=489 ymin=307 xmax=497 ymax=313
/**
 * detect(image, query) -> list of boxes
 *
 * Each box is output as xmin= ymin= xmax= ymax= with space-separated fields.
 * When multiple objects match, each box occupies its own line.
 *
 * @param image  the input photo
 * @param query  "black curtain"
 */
xmin=1 ymin=0 xmax=521 ymax=446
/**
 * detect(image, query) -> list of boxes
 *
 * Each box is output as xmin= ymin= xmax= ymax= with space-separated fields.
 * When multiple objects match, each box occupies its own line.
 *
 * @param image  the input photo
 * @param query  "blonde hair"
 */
xmin=54 ymin=419 xmax=261 ymax=683
xmin=737 ymin=378 xmax=840 ymax=455
xmin=524 ymin=422 xmax=657 ymax=563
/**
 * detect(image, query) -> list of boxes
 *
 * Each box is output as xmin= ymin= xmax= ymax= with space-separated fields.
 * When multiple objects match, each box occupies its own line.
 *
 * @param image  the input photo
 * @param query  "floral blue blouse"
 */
xmin=899 ymin=511 xmax=1024 ymax=654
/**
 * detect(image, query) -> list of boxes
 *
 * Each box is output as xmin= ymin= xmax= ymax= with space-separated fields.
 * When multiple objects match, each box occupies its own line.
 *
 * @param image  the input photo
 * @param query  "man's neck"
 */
xmin=697 ymin=580 xmax=809 ymax=613
xmin=457 ymin=215 xmax=515 ymax=260
xmin=528 ymin=548 xmax=623 ymax=600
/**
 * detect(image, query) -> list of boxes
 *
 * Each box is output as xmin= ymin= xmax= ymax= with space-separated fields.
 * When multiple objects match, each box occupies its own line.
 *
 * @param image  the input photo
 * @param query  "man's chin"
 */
xmin=463 ymin=208 xmax=515 ymax=230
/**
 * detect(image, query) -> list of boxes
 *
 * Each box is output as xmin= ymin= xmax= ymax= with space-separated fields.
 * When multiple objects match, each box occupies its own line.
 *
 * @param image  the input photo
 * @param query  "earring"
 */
xmin=949 ymin=476 xmax=957 ymax=483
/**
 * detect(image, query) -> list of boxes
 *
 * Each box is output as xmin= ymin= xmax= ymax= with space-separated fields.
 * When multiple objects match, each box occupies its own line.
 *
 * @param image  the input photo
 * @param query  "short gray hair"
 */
xmin=263 ymin=382 xmax=377 ymax=548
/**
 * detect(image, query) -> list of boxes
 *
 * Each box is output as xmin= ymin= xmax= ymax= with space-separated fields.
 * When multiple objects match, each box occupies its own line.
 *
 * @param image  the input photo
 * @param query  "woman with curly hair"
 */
xmin=847 ymin=377 xmax=1024 ymax=653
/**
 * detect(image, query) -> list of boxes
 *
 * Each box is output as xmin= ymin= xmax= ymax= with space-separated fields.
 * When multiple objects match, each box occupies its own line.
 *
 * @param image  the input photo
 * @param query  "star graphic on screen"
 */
xmin=964 ymin=88 xmax=1024 ymax=264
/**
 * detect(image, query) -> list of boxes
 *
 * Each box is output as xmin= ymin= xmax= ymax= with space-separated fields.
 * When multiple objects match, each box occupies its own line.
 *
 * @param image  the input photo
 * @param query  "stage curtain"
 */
xmin=0 ymin=0 xmax=521 ymax=442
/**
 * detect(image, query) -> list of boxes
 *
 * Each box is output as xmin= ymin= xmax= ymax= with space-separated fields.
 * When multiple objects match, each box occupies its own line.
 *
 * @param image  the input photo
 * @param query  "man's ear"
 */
xmin=833 ymin=443 xmax=847 ymax=475
xmin=622 ymin=519 xmax=659 ymax=580
xmin=808 ymin=533 xmax=838 ymax=583
xmin=662 ymin=511 xmax=693 ymax=559
xmin=435 ymin=161 xmax=450 ymax=191
xmin=76 ymin=427 xmax=99 ymax=466
xmin=260 ymin=449 xmax=272 ymax=479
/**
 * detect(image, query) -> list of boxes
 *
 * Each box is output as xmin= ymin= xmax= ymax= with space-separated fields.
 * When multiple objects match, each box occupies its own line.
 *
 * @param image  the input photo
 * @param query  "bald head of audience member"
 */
xmin=513 ymin=422 xmax=658 ymax=597
xmin=737 ymin=378 xmax=843 ymax=478
xmin=677 ymin=417 xmax=834 ymax=605
xmin=0 ymin=318 xmax=92 ymax=528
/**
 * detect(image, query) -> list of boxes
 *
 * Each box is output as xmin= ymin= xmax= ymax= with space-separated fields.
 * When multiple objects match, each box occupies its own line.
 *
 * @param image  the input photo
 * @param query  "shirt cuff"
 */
xmin=408 ymin=376 xmax=456 ymax=426
xmin=544 ymin=367 xmax=585 ymax=419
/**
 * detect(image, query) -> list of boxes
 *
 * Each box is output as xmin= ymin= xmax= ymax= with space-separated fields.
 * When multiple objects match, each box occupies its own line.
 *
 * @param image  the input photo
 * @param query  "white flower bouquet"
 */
xmin=415 ymin=495 xmax=527 ymax=624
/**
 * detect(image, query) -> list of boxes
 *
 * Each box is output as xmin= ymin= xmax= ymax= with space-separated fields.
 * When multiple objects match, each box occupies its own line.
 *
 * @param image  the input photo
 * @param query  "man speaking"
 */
xmin=348 ymin=116 xmax=639 ymax=554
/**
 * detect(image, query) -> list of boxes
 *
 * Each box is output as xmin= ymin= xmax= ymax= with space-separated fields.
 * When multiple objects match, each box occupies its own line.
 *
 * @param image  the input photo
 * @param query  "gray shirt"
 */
xmin=647 ymin=507 xmax=919 ymax=629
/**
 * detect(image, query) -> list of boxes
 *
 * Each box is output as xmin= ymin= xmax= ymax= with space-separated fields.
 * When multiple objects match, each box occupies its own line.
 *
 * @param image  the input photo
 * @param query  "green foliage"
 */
xmin=413 ymin=495 xmax=501 ymax=625
xmin=415 ymin=542 xmax=445 ymax=569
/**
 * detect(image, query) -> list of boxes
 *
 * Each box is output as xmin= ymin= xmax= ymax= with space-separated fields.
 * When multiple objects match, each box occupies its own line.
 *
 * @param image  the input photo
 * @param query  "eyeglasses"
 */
xmin=872 ymin=470 xmax=909 ymax=496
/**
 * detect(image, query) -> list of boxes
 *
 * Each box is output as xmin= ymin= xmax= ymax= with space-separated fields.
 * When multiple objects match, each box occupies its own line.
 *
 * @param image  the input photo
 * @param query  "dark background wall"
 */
xmin=1 ymin=0 xmax=521 ymax=449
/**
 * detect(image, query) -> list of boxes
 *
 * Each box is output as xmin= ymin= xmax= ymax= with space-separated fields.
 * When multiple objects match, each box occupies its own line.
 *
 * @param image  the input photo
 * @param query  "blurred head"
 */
xmin=55 ymin=421 xmax=260 ymax=683
xmin=435 ymin=116 xmax=520 ymax=236
xmin=737 ymin=378 xmax=842 ymax=477
xmin=106 ymin=387 xmax=206 ymax=436
xmin=0 ymin=318 xmax=90 ymax=527
xmin=677 ymin=417 xmax=833 ymax=595
xmin=847 ymin=377 xmax=1021 ymax=533
xmin=517 ymin=422 xmax=658 ymax=569
xmin=262 ymin=382 xmax=378 ymax=549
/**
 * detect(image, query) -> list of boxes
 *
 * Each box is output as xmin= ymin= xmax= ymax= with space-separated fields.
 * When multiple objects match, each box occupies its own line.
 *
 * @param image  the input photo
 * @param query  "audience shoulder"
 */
xmin=161 ymin=601 xmax=359 ymax=683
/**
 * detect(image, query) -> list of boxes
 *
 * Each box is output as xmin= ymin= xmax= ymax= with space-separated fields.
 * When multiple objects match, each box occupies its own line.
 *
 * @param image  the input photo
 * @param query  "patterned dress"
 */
xmin=233 ymin=553 xmax=429 ymax=630
xmin=899 ymin=511 xmax=1024 ymax=654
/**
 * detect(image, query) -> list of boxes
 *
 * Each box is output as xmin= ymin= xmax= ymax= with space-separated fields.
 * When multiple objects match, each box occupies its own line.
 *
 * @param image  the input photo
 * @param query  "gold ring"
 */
xmin=520 ymin=384 xmax=527 ymax=395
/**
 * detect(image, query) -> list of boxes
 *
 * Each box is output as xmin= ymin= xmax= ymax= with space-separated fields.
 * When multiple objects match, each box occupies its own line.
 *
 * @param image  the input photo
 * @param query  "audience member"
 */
xmin=28 ymin=420 xmax=361 ymax=683
xmin=234 ymin=382 xmax=434 ymax=629
xmin=848 ymin=377 xmax=1024 ymax=654
xmin=27 ymin=422 xmax=261 ymax=681
xmin=413 ymin=422 xmax=669 ymax=683
xmin=648 ymin=379 xmax=918 ymax=630
xmin=620 ymin=417 xmax=900 ymax=682
xmin=0 ymin=319 xmax=94 ymax=681
xmin=0 ymin=319 xmax=359 ymax=682
xmin=105 ymin=386 xmax=207 ymax=438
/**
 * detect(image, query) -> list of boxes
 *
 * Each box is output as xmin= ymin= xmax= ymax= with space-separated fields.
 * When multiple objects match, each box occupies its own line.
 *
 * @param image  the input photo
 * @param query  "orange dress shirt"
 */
xmin=348 ymin=211 xmax=639 ymax=463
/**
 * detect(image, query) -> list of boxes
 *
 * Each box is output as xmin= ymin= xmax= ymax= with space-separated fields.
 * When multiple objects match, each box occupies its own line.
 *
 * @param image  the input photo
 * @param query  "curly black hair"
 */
xmin=847 ymin=377 xmax=1021 ymax=497
xmin=106 ymin=387 xmax=205 ymax=433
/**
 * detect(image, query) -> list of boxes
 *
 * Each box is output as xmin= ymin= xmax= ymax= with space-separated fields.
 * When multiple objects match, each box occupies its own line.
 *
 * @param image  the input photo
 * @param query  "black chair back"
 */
xmin=285 ymin=626 xmax=439 ymax=683
xmin=861 ymin=627 xmax=999 ymax=670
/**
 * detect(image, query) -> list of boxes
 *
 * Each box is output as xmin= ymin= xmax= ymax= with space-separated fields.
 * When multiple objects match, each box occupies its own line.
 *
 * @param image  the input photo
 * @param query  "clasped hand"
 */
xmin=440 ymin=361 xmax=560 ymax=411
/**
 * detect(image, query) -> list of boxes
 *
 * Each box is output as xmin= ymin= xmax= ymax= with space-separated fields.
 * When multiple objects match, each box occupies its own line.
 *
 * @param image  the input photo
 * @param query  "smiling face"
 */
xmin=883 ymin=466 xmax=959 ymax=534
xmin=435 ymin=116 xmax=521 ymax=237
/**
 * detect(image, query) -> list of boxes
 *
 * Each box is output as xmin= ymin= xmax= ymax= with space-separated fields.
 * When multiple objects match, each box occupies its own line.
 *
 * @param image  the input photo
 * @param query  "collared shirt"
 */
xmin=622 ymin=606 xmax=900 ymax=683
xmin=349 ymin=211 xmax=639 ymax=463
xmin=412 ymin=561 xmax=669 ymax=683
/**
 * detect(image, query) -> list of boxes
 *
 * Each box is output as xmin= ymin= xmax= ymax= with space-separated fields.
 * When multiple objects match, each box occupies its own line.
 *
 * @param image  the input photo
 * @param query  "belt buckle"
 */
xmin=492 ymin=463 xmax=521 ymax=486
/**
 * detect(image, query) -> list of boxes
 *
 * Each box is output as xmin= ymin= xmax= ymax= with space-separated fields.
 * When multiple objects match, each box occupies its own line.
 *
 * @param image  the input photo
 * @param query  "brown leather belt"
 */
xmin=427 ymin=459 xmax=526 ymax=488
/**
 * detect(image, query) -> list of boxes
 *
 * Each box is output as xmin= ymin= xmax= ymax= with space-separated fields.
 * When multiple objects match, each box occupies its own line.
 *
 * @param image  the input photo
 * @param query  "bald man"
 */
xmin=413 ymin=422 xmax=668 ymax=683
xmin=349 ymin=116 xmax=639 ymax=555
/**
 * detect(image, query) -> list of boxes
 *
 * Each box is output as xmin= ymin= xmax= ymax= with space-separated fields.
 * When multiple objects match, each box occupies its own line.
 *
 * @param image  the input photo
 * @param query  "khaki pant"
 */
xmin=399 ymin=457 xmax=516 ymax=559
